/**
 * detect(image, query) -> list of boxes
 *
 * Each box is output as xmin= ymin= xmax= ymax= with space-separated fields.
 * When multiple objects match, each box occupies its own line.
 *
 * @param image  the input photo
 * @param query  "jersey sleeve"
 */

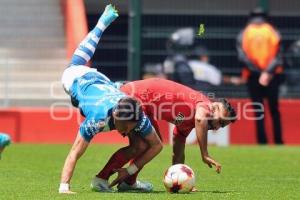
xmin=133 ymin=115 xmax=153 ymax=138
xmin=79 ymin=118 xmax=105 ymax=142
xmin=148 ymin=116 xmax=160 ymax=134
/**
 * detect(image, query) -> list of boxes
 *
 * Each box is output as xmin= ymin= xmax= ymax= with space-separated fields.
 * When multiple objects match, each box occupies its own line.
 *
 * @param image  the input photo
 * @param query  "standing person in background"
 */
xmin=237 ymin=7 xmax=284 ymax=144
xmin=188 ymin=46 xmax=244 ymax=91
xmin=188 ymin=46 xmax=222 ymax=91
xmin=163 ymin=28 xmax=196 ymax=88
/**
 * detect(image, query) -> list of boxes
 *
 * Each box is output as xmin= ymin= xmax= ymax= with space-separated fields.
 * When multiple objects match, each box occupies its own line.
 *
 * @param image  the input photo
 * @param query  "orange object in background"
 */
xmin=242 ymin=23 xmax=280 ymax=70
xmin=61 ymin=0 xmax=88 ymax=59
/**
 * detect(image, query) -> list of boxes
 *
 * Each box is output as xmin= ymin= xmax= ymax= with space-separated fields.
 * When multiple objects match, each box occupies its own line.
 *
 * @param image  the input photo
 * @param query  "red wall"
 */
xmin=229 ymin=99 xmax=300 ymax=145
xmin=0 ymin=108 xmax=128 ymax=144
xmin=0 ymin=99 xmax=300 ymax=145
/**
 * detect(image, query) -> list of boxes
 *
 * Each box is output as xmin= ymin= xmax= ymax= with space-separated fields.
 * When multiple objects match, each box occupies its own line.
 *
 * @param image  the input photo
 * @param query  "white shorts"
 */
xmin=61 ymin=65 xmax=97 ymax=94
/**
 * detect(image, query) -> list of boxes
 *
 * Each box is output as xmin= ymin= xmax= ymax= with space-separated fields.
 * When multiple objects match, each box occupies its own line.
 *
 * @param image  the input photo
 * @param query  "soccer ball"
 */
xmin=163 ymin=164 xmax=195 ymax=193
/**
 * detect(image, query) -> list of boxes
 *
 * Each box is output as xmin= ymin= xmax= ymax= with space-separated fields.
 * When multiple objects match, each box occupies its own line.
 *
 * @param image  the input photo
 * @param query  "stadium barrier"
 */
xmin=0 ymin=99 xmax=300 ymax=145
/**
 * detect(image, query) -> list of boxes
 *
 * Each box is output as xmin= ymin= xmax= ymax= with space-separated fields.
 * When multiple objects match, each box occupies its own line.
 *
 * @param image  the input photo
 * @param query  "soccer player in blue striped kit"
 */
xmin=59 ymin=5 xmax=162 ymax=194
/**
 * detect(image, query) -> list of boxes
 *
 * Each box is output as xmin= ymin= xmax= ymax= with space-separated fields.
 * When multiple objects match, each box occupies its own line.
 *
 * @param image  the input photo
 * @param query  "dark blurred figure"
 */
xmin=286 ymin=40 xmax=300 ymax=88
xmin=163 ymin=28 xmax=196 ymax=88
xmin=237 ymin=7 xmax=284 ymax=144
xmin=189 ymin=46 xmax=245 ymax=92
xmin=188 ymin=46 xmax=222 ymax=91
xmin=142 ymin=63 xmax=166 ymax=79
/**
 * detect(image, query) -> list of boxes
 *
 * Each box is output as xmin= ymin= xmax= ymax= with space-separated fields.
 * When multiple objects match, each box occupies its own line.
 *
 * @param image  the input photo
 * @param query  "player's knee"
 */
xmin=126 ymin=146 xmax=138 ymax=157
xmin=130 ymin=145 xmax=146 ymax=157
xmin=128 ymin=142 xmax=148 ymax=157
xmin=135 ymin=141 xmax=148 ymax=153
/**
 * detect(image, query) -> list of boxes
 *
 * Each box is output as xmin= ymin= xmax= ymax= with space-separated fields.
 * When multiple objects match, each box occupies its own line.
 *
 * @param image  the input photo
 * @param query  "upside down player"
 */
xmin=91 ymin=78 xmax=237 ymax=192
xmin=59 ymin=5 xmax=162 ymax=194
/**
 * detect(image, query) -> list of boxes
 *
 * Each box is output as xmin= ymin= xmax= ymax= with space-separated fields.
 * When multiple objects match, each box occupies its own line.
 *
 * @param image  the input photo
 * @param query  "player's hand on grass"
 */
xmin=202 ymin=155 xmax=222 ymax=173
xmin=58 ymin=183 xmax=76 ymax=194
xmin=59 ymin=190 xmax=76 ymax=194
xmin=109 ymin=168 xmax=130 ymax=188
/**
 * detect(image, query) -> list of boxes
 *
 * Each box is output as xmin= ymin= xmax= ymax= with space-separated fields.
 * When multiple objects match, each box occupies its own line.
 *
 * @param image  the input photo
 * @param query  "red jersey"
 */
xmin=120 ymin=78 xmax=212 ymax=138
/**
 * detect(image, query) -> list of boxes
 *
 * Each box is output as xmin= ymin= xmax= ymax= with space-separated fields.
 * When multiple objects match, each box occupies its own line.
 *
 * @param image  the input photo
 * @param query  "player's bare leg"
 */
xmin=115 ymin=134 xmax=153 ymax=192
xmin=172 ymin=135 xmax=197 ymax=192
xmin=92 ymin=133 xmax=153 ymax=192
xmin=92 ymin=149 xmax=130 ymax=192
xmin=172 ymin=135 xmax=186 ymax=164
xmin=91 ymin=146 xmax=131 ymax=192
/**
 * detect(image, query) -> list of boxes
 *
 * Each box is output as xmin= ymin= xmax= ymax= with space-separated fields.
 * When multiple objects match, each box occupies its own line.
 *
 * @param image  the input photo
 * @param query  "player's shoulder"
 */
xmin=195 ymin=101 xmax=212 ymax=116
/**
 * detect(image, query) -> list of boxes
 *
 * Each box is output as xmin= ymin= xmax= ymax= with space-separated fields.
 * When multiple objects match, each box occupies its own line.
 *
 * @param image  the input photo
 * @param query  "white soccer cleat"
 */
xmin=117 ymin=180 xmax=153 ymax=192
xmin=91 ymin=177 xmax=113 ymax=192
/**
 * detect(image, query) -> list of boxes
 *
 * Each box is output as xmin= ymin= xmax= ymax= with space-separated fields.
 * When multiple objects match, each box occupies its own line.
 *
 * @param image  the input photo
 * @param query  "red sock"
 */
xmin=96 ymin=148 xmax=130 ymax=180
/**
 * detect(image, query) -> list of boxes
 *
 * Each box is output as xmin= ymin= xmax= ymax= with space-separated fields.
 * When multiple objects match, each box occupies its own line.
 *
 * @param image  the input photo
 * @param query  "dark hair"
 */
xmin=219 ymin=98 xmax=237 ymax=123
xmin=114 ymin=97 xmax=143 ymax=122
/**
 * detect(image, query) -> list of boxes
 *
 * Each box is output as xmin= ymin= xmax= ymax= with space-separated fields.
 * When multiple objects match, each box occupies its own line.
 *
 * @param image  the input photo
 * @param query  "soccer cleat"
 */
xmin=99 ymin=4 xmax=119 ymax=27
xmin=91 ymin=177 xmax=113 ymax=192
xmin=117 ymin=180 xmax=153 ymax=192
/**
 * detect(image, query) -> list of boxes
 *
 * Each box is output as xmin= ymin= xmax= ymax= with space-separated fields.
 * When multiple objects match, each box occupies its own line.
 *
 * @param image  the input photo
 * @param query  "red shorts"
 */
xmin=173 ymin=126 xmax=193 ymax=144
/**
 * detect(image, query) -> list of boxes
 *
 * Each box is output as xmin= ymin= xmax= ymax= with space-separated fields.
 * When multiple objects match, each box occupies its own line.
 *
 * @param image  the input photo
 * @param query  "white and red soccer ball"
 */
xmin=163 ymin=164 xmax=195 ymax=193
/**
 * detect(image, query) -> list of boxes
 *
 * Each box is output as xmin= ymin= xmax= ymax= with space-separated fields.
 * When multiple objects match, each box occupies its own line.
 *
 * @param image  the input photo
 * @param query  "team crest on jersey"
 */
xmin=173 ymin=112 xmax=185 ymax=125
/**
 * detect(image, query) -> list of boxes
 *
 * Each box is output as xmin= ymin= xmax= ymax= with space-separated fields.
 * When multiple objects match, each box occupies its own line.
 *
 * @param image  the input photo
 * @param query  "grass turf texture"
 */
xmin=0 ymin=144 xmax=299 ymax=200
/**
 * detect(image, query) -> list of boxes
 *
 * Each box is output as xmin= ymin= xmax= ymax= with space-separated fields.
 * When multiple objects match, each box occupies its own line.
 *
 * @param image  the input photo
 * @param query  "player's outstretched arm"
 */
xmin=59 ymin=133 xmax=89 ymax=194
xmin=195 ymin=107 xmax=221 ymax=173
xmin=110 ymin=129 xmax=163 ymax=187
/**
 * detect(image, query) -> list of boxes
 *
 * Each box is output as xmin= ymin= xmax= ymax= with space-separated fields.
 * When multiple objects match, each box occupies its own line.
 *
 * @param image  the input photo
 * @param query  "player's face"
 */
xmin=210 ymin=102 xmax=230 ymax=130
xmin=114 ymin=119 xmax=137 ymax=137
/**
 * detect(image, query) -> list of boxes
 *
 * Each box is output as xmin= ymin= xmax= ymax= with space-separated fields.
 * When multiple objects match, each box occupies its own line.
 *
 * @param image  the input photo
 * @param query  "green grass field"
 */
xmin=1 ymin=144 xmax=300 ymax=200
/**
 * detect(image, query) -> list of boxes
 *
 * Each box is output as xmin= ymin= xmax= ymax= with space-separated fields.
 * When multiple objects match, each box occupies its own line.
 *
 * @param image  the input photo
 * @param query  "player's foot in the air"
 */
xmin=117 ymin=180 xmax=153 ymax=192
xmin=0 ymin=133 xmax=11 ymax=159
xmin=91 ymin=177 xmax=113 ymax=192
xmin=99 ymin=4 xmax=119 ymax=27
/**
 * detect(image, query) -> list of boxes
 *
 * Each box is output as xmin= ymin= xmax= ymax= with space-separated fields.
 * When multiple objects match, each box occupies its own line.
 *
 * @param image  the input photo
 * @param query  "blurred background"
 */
xmin=0 ymin=0 xmax=300 ymax=145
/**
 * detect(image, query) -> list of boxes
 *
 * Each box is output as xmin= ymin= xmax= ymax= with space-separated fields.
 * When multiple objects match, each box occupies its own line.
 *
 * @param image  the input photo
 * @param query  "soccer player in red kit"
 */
xmin=91 ymin=78 xmax=236 ymax=192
